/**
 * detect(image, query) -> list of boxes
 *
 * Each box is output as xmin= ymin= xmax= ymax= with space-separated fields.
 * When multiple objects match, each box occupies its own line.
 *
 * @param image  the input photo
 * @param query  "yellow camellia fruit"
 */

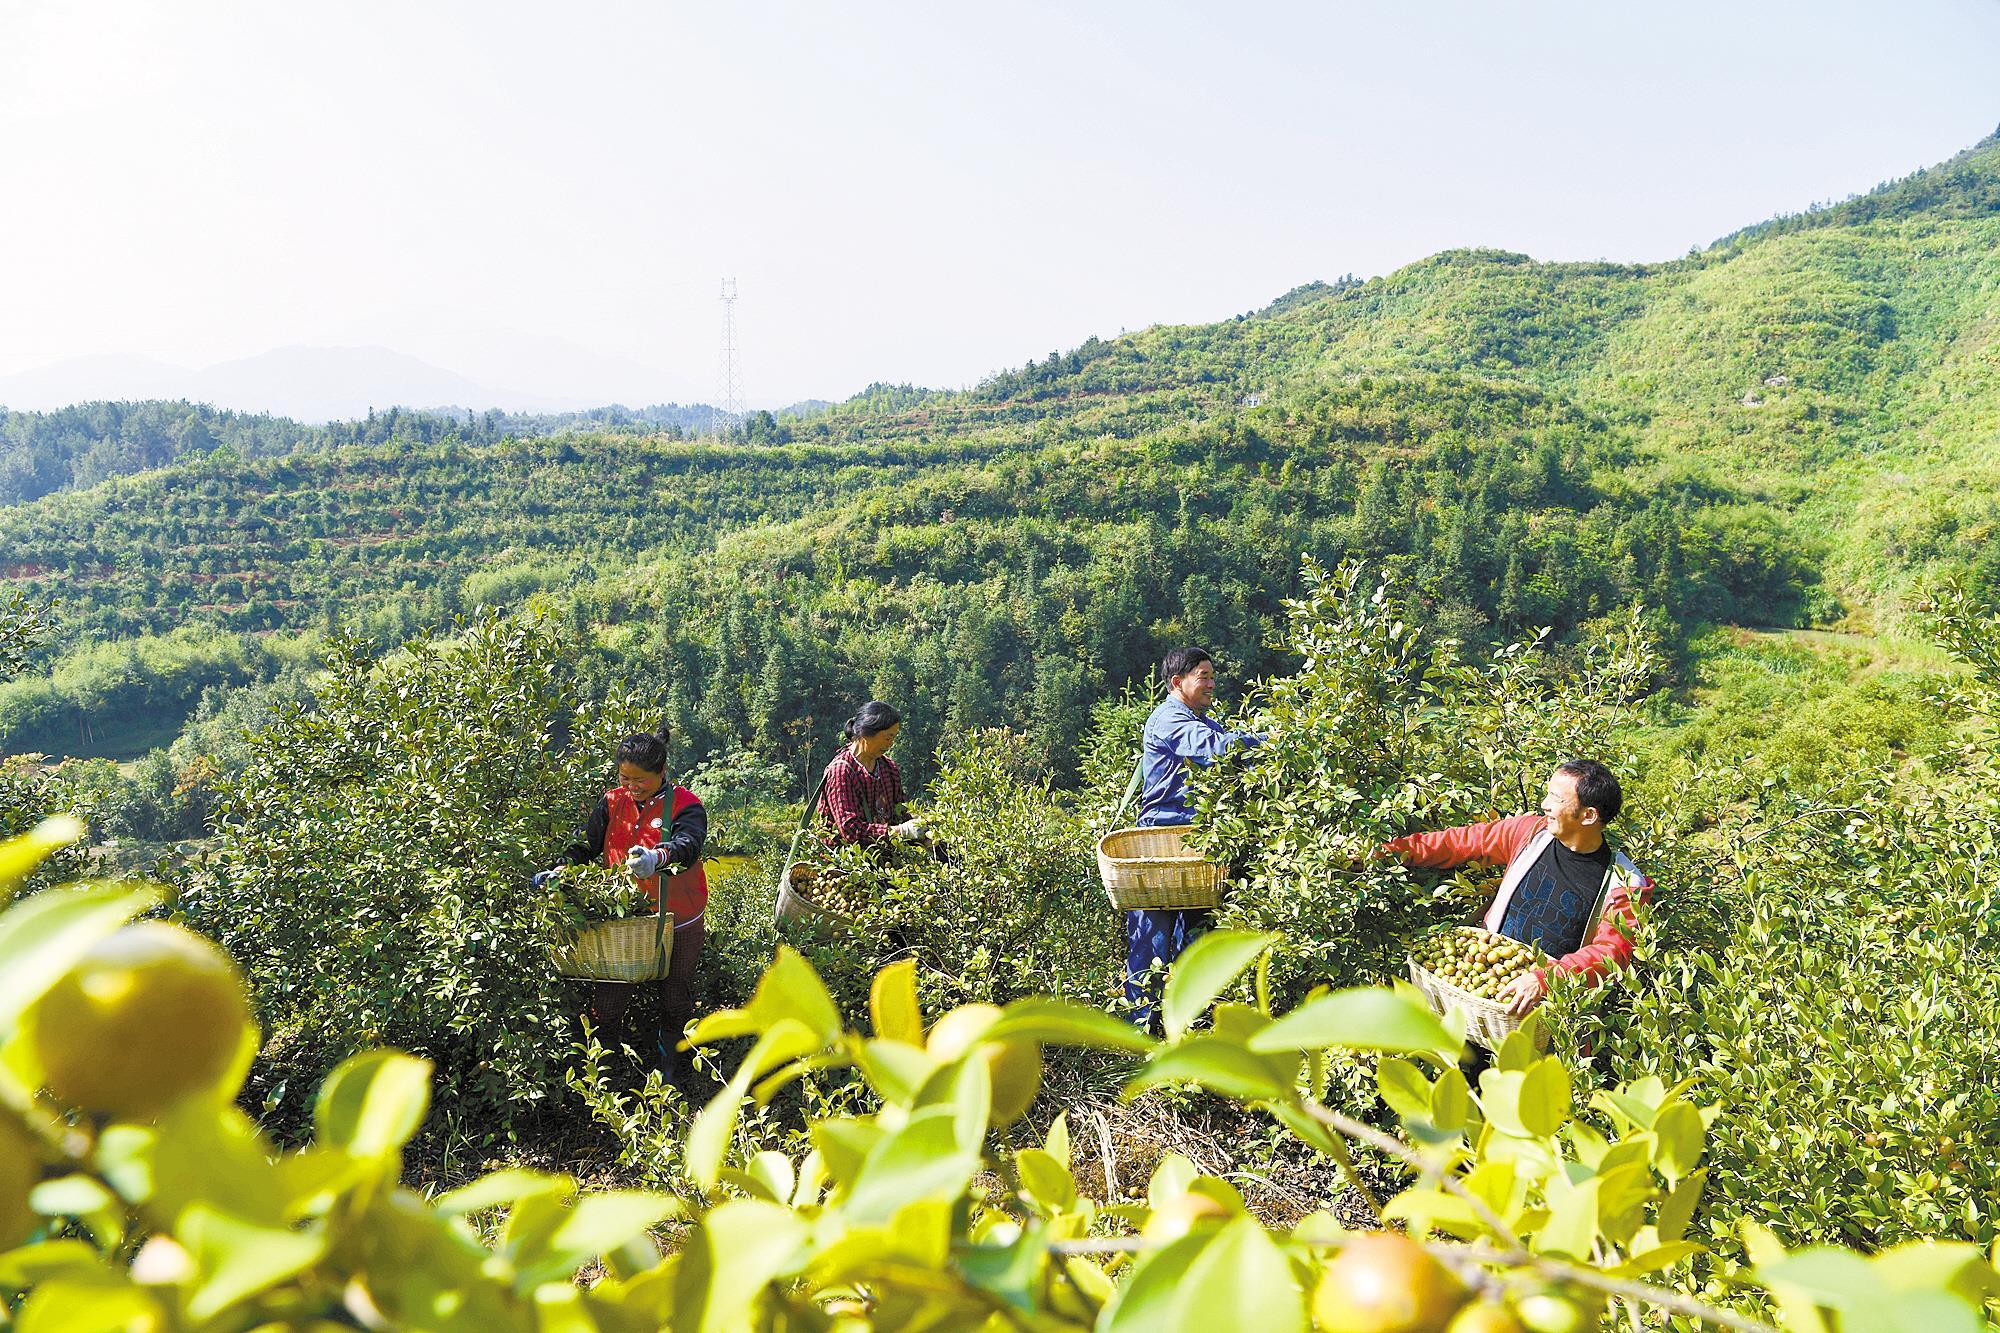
xmin=0 ymin=1114 xmax=41 ymax=1247
xmin=1313 ymin=1232 xmax=1469 ymax=1333
xmin=25 ymin=922 xmax=254 ymax=1121
xmin=1513 ymin=1293 xmax=1600 ymax=1333
xmin=1445 ymin=1301 xmax=1527 ymax=1333
xmin=1141 ymin=1191 xmax=1232 ymax=1243
xmin=926 ymin=1003 xmax=1044 ymax=1128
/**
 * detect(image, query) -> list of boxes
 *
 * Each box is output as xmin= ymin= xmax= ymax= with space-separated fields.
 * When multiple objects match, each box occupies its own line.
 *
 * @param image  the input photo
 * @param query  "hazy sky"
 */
xmin=2 ymin=0 xmax=1997 ymax=409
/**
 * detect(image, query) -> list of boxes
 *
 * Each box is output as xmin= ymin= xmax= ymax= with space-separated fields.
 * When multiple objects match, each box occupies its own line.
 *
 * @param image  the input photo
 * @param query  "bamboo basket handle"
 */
xmin=778 ymin=758 xmax=836 ymax=900
xmin=1110 ymin=754 xmax=1145 ymax=829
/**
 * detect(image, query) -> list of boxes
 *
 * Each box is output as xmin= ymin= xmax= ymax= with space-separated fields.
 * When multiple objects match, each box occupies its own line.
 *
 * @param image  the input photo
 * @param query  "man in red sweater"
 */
xmin=1381 ymin=759 xmax=1651 ymax=1015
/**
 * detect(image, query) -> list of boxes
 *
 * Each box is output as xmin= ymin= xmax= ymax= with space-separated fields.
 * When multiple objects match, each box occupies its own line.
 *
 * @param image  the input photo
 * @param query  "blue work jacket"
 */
xmin=1136 ymin=697 xmax=1261 ymax=827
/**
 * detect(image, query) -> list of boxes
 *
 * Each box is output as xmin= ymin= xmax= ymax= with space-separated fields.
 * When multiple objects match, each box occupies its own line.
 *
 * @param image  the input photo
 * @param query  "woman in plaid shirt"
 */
xmin=819 ymin=701 xmax=923 ymax=847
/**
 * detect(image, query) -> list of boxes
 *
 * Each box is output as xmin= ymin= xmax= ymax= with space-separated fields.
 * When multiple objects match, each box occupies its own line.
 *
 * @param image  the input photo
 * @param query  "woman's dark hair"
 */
xmin=842 ymin=701 xmax=902 ymax=742
xmin=1556 ymin=758 xmax=1622 ymax=825
xmin=614 ymin=723 xmax=672 ymax=775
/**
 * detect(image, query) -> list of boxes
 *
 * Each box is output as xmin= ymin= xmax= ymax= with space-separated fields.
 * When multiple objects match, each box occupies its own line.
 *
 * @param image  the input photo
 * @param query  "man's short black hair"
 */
xmin=1161 ymin=647 xmax=1213 ymax=685
xmin=1556 ymin=758 xmax=1622 ymax=825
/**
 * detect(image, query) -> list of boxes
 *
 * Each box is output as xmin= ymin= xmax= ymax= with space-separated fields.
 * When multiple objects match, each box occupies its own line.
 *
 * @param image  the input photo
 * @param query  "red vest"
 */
xmin=606 ymin=784 xmax=707 ymax=921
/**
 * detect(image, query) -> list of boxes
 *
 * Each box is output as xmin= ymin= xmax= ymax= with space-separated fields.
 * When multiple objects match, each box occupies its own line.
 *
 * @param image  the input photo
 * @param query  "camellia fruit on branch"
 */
xmin=23 ymin=920 xmax=255 ymax=1120
xmin=1312 ymin=1231 xmax=1469 ymax=1333
xmin=925 ymin=1001 xmax=1045 ymax=1127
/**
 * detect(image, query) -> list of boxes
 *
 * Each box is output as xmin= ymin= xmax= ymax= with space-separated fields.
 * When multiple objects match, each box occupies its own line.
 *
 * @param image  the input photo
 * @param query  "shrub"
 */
xmin=1188 ymin=560 xmax=1661 ymax=1010
xmin=181 ymin=610 xmax=654 ymax=1140
xmin=5 ymin=819 xmax=1992 ymax=1331
xmin=784 ymin=727 xmax=1121 ymax=1015
xmin=1563 ymin=587 xmax=2000 ymax=1255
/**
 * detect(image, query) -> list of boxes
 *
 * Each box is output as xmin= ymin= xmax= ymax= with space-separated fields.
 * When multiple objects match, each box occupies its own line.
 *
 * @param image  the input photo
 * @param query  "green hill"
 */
xmin=4 ymin=130 xmax=1999 ymax=774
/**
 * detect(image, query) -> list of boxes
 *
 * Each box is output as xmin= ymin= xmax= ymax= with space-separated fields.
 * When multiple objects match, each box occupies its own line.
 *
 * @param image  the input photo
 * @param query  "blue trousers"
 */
xmin=1124 ymin=907 xmax=1212 ymax=1032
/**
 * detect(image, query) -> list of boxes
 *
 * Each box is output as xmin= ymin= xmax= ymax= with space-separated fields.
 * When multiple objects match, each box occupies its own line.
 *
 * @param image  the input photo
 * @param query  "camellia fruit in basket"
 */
xmin=1410 ymin=927 xmax=1540 ymax=1001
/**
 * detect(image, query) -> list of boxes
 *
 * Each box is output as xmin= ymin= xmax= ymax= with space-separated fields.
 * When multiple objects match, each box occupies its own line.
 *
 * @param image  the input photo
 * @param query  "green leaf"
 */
xmin=1657 ymin=1167 xmax=1707 ymax=1244
xmin=986 ymin=998 xmax=1158 ymax=1053
xmin=686 ymin=1018 xmax=822 ymax=1190
xmin=28 ymin=1175 xmax=115 ymax=1218
xmin=1099 ymin=1231 xmax=1209 ymax=1332
xmin=746 ymin=1152 xmax=795 ymax=1207
xmin=433 ymin=1168 xmax=573 ymax=1218
xmin=0 ymin=817 xmax=86 ymax=898
xmin=0 ymin=1240 xmax=101 ymax=1290
xmin=179 ymin=1203 xmax=328 ymax=1321
xmin=1429 ymin=1065 xmax=1472 ymax=1132
xmin=1248 ymin=987 xmax=1460 ymax=1062
xmin=0 ymin=882 xmax=158 ymax=1038
xmin=1271 ymin=1099 xmax=1353 ymax=1160
xmin=1477 ymin=1069 xmax=1531 ymax=1139
xmin=1162 ymin=930 xmax=1277 ymax=1041
xmin=869 ymin=958 xmax=924 ymax=1043
xmin=1171 ymin=1216 xmax=1308 ymax=1332
xmin=1376 ymin=1056 xmax=1432 ymax=1120
xmin=841 ymin=1105 xmax=983 ymax=1225
xmin=687 ymin=946 xmax=842 ymax=1048
xmin=1653 ymin=1100 xmax=1705 ymax=1182
xmin=809 ymin=1118 xmax=882 ymax=1188
xmin=145 ymin=1102 xmax=291 ymax=1229
xmin=313 ymin=1050 xmax=433 ymax=1159
xmin=1016 ymin=1147 xmax=1078 ymax=1212
xmin=1594 ymin=1161 xmax=1656 ymax=1248
xmin=1494 ymin=1020 xmax=1540 ymax=1072
xmin=670 ymin=1199 xmax=808 ymax=1331
xmin=1609 ymin=1241 xmax=1706 ymax=1277
xmin=1383 ymin=1186 xmax=1485 ymax=1239
xmin=1124 ymin=1036 xmax=1293 ymax=1102
xmin=1517 ymin=1057 xmax=1572 ymax=1137
xmin=958 ymin=1222 xmax=1046 ymax=1313
xmin=518 ymin=1191 xmax=679 ymax=1285
xmin=943 ymin=1045 xmax=992 ymax=1149
xmin=1536 ymin=1176 xmax=1598 ymax=1259
xmin=1045 ymin=1111 xmax=1071 ymax=1166
xmin=16 ymin=1272 xmax=164 ymax=1333
xmin=1147 ymin=1153 xmax=1197 ymax=1208
xmin=856 ymin=1038 xmax=933 ymax=1105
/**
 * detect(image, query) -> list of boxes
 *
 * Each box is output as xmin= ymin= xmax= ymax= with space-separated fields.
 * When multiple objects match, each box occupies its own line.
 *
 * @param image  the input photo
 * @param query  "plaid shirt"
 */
xmin=820 ymin=748 xmax=905 ymax=845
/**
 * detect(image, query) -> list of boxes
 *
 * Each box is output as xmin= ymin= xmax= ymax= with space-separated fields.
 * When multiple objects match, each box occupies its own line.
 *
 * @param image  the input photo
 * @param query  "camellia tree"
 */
xmin=2 ymin=820 xmax=1993 ymax=1331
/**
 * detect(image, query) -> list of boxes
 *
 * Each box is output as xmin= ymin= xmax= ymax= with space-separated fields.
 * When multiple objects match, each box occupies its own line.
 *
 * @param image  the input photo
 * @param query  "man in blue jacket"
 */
xmin=1126 ymin=646 xmax=1261 ymax=1029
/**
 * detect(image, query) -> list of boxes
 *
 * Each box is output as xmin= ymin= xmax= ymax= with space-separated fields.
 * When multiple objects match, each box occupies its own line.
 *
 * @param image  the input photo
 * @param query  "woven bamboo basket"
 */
xmin=1406 ymin=927 xmax=1550 ymax=1052
xmin=553 ymin=911 xmax=673 ymax=983
xmin=1095 ymin=824 xmax=1226 ymax=911
xmin=774 ymin=860 xmax=861 ymax=930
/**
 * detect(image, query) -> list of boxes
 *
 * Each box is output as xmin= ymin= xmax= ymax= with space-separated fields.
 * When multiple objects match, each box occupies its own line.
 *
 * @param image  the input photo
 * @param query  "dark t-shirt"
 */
xmin=1498 ymin=839 xmax=1613 ymax=957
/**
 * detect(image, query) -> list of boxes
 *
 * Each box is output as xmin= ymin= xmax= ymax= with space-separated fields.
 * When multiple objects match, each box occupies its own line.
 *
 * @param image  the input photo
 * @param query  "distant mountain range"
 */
xmin=0 ymin=340 xmax=706 ymax=422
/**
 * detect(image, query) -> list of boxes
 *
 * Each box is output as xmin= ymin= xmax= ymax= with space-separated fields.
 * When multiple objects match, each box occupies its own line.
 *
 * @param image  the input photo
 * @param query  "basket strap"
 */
xmin=797 ymin=759 xmax=834 ymax=831
xmin=1110 ymin=754 xmax=1145 ymax=825
xmin=1581 ymin=842 xmax=1631 ymax=947
xmin=778 ymin=826 xmax=810 ymax=890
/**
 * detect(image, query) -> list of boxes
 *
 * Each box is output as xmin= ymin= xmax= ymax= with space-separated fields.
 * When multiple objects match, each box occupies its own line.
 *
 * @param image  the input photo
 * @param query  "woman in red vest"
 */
xmin=543 ymin=726 xmax=707 ymax=1077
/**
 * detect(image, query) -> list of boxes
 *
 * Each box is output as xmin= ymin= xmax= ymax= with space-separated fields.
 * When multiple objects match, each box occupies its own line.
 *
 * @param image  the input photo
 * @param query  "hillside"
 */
xmin=0 ymin=400 xmax=776 ymax=508
xmin=3 ymin=131 xmax=1999 ymax=773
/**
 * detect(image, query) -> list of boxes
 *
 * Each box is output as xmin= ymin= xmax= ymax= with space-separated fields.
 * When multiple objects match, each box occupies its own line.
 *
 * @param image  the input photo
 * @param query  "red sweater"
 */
xmin=1383 ymin=813 xmax=1651 ymax=984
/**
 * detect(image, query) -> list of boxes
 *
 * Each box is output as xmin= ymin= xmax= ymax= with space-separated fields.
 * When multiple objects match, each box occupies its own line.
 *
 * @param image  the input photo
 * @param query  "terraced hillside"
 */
xmin=1 ymin=133 xmax=1996 ymax=772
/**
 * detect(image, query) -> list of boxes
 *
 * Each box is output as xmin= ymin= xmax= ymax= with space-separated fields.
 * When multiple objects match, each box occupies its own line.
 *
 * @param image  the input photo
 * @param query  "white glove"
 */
xmin=532 ymin=868 xmax=559 ymax=889
xmin=890 ymin=819 xmax=923 ymax=843
xmin=626 ymin=845 xmax=665 ymax=877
